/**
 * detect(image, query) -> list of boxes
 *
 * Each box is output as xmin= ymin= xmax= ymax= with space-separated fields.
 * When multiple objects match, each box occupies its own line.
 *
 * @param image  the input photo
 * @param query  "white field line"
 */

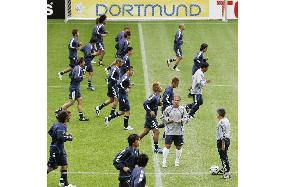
xmin=138 ymin=23 xmax=163 ymax=187
xmin=48 ymin=84 xmax=237 ymax=88
xmin=60 ymin=171 xmax=238 ymax=175
xmin=48 ymin=22 xmax=237 ymax=25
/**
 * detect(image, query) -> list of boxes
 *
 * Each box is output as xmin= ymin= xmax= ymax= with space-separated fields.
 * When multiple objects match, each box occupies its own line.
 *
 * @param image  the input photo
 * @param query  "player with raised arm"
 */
xmin=55 ymin=57 xmax=89 ymax=121
xmin=166 ymin=24 xmax=185 ymax=72
xmin=113 ymin=134 xmax=140 ymax=187
xmin=58 ymin=29 xmax=81 ymax=80
xmin=92 ymin=14 xmax=108 ymax=66
xmin=139 ymin=82 xmax=163 ymax=154
xmin=104 ymin=66 xmax=134 ymax=130
xmin=95 ymin=58 xmax=124 ymax=116
xmin=162 ymin=95 xmax=188 ymax=168
xmin=47 ymin=110 xmax=76 ymax=187
xmin=80 ymin=37 xmax=101 ymax=91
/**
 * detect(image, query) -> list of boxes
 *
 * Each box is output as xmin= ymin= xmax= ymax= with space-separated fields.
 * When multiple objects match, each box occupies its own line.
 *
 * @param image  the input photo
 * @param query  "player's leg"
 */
xmin=152 ymin=126 xmax=163 ymax=154
xmin=163 ymin=137 xmax=172 ymax=167
xmin=86 ymin=65 xmax=95 ymax=91
xmin=174 ymin=135 xmax=184 ymax=166
xmin=110 ymin=97 xmax=118 ymax=116
xmin=188 ymin=94 xmax=202 ymax=118
xmin=98 ymin=43 xmax=105 ymax=66
xmin=96 ymin=97 xmax=113 ymax=115
xmin=47 ymin=148 xmax=58 ymax=174
xmin=139 ymin=128 xmax=150 ymax=140
xmin=172 ymin=48 xmax=182 ymax=71
xmin=76 ymin=96 xmax=89 ymax=121
xmin=123 ymin=111 xmax=133 ymax=130
xmin=166 ymin=46 xmax=177 ymax=67
xmin=58 ymin=58 xmax=76 ymax=80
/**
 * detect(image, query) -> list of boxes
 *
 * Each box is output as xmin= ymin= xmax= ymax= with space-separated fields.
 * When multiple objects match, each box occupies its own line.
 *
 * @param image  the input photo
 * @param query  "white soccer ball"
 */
xmin=210 ymin=165 xmax=219 ymax=175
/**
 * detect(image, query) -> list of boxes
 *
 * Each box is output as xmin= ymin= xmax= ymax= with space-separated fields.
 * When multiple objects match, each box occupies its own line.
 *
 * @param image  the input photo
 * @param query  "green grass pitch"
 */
xmin=47 ymin=19 xmax=238 ymax=187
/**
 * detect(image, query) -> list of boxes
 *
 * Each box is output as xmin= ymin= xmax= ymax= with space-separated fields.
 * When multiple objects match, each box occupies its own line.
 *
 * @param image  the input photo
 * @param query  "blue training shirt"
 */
xmin=143 ymin=93 xmax=161 ymax=120
xmin=92 ymin=24 xmax=106 ymax=43
xmin=80 ymin=43 xmax=97 ymax=64
xmin=70 ymin=65 xmax=83 ymax=89
xmin=68 ymin=36 xmax=80 ymax=60
xmin=116 ymin=38 xmax=129 ymax=58
xmin=162 ymin=86 xmax=174 ymax=112
xmin=107 ymin=65 xmax=120 ymax=86
xmin=48 ymin=122 xmax=70 ymax=151
xmin=117 ymin=74 xmax=131 ymax=96
xmin=174 ymin=29 xmax=183 ymax=47
xmin=131 ymin=166 xmax=146 ymax=187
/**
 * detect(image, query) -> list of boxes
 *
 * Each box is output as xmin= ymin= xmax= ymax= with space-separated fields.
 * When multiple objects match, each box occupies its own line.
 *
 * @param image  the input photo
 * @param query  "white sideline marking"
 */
xmin=63 ymin=171 xmax=237 ymax=175
xmin=48 ymin=84 xmax=237 ymax=88
xmin=138 ymin=23 xmax=163 ymax=187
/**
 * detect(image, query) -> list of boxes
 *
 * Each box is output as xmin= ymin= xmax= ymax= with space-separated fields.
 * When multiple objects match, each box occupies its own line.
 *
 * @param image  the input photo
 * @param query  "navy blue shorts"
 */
xmin=118 ymin=96 xmax=130 ymax=112
xmin=174 ymin=45 xmax=182 ymax=57
xmin=69 ymin=88 xmax=81 ymax=100
xmin=107 ymin=85 xmax=118 ymax=98
xmin=69 ymin=57 xmax=77 ymax=68
xmin=85 ymin=63 xmax=93 ymax=72
xmin=165 ymin=135 xmax=184 ymax=146
xmin=144 ymin=118 xmax=159 ymax=129
xmin=96 ymin=42 xmax=105 ymax=51
xmin=47 ymin=146 xmax=68 ymax=168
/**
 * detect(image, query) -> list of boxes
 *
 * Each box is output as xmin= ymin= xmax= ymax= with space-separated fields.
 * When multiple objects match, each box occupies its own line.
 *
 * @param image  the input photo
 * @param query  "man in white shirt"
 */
xmin=162 ymin=95 xmax=188 ymax=168
xmin=186 ymin=62 xmax=211 ymax=118
xmin=216 ymin=108 xmax=231 ymax=179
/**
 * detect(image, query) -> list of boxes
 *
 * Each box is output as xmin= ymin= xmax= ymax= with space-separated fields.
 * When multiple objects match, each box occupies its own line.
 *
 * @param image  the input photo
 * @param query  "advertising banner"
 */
xmin=71 ymin=0 xmax=209 ymax=19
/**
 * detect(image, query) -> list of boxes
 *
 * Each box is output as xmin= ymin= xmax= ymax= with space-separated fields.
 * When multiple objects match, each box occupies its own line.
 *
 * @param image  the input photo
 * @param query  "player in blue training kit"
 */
xmin=58 ymin=29 xmax=82 ymax=80
xmin=139 ymin=82 xmax=163 ymax=154
xmin=131 ymin=154 xmax=149 ymax=187
xmin=116 ymin=31 xmax=131 ymax=59
xmin=113 ymin=134 xmax=140 ymax=187
xmin=115 ymin=26 xmax=130 ymax=48
xmin=104 ymin=66 xmax=134 ymax=130
xmin=80 ymin=37 xmax=101 ymax=91
xmin=158 ymin=77 xmax=180 ymax=138
xmin=47 ymin=110 xmax=76 ymax=187
xmin=192 ymin=43 xmax=208 ymax=75
xmin=166 ymin=24 xmax=185 ymax=72
xmin=92 ymin=14 xmax=108 ymax=66
xmin=95 ymin=58 xmax=124 ymax=116
xmin=55 ymin=57 xmax=89 ymax=121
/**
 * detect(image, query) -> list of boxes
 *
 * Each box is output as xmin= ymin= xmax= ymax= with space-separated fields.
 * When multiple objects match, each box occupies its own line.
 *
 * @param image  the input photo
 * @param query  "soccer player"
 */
xmin=131 ymin=154 xmax=149 ymax=187
xmin=113 ymin=134 xmax=140 ymax=187
xmin=192 ymin=43 xmax=208 ymax=75
xmin=216 ymin=108 xmax=231 ymax=179
xmin=95 ymin=58 xmax=124 ymax=116
xmin=104 ymin=66 xmax=134 ymax=130
xmin=162 ymin=95 xmax=189 ymax=168
xmin=80 ymin=37 xmax=101 ymax=91
xmin=115 ymin=26 xmax=130 ymax=47
xmin=139 ymin=82 xmax=163 ymax=154
xmin=55 ymin=57 xmax=89 ymax=121
xmin=186 ymin=62 xmax=211 ymax=118
xmin=58 ymin=29 xmax=82 ymax=80
xmin=92 ymin=14 xmax=108 ymax=66
xmin=47 ymin=110 xmax=76 ymax=187
xmin=166 ymin=24 xmax=185 ymax=72
xmin=116 ymin=31 xmax=131 ymax=59
xmin=158 ymin=77 xmax=179 ymax=139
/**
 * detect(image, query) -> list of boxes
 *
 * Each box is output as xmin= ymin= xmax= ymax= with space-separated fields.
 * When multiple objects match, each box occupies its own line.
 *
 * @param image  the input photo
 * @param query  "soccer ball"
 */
xmin=209 ymin=165 xmax=219 ymax=175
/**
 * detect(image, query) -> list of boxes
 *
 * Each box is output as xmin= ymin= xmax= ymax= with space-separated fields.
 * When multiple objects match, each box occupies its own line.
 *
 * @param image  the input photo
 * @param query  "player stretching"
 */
xmin=166 ymin=24 xmax=185 ymax=72
xmin=58 ymin=29 xmax=81 ymax=80
xmin=104 ymin=66 xmax=134 ymax=130
xmin=95 ymin=58 xmax=124 ymax=116
xmin=47 ymin=110 xmax=76 ymax=187
xmin=55 ymin=57 xmax=89 ymax=121
xmin=92 ymin=15 xmax=108 ymax=66
xmin=139 ymin=82 xmax=163 ymax=154
xmin=162 ymin=95 xmax=188 ymax=168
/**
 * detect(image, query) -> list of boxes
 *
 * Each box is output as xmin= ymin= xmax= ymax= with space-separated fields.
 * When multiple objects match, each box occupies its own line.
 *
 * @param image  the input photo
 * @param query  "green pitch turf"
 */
xmin=47 ymin=19 xmax=238 ymax=187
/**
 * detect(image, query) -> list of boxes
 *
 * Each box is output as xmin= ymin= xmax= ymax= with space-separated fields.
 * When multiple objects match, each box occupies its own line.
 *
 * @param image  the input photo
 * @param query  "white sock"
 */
xmin=163 ymin=147 xmax=170 ymax=163
xmin=175 ymin=148 xmax=182 ymax=163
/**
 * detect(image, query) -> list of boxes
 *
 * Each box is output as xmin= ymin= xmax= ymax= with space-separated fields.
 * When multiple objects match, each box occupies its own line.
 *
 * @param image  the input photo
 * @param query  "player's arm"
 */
xmin=181 ymin=107 xmax=189 ymax=124
xmin=143 ymin=98 xmax=155 ymax=118
xmin=56 ymin=129 xmax=73 ymax=142
xmin=113 ymin=149 xmax=130 ymax=171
